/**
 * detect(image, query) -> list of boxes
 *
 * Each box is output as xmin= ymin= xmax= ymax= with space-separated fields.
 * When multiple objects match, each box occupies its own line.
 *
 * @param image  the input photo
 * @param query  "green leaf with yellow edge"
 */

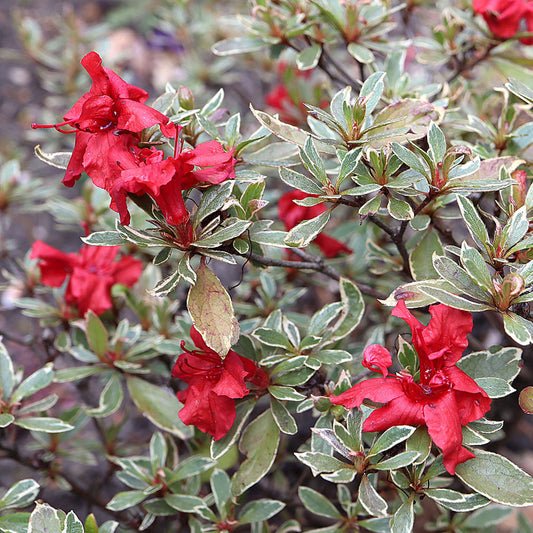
xmin=250 ymin=106 xmax=335 ymax=153
xmin=329 ymin=278 xmax=364 ymax=341
xmin=358 ymin=99 xmax=444 ymax=148
xmin=409 ymin=230 xmax=443 ymax=281
xmin=34 ymin=145 xmax=71 ymax=169
xmin=126 ymin=376 xmax=193 ymax=439
xmin=231 ymin=409 xmax=280 ymax=496
xmin=455 ymin=449 xmax=533 ymax=506
xmin=187 ymin=261 xmax=239 ymax=358
xmin=86 ymin=311 xmax=108 ymax=359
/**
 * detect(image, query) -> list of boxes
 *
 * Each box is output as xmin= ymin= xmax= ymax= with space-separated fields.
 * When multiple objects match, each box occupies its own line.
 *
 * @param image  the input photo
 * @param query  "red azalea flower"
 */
xmin=30 ymin=240 xmax=142 ymax=316
xmin=32 ymin=51 xmax=176 ymax=192
xmin=172 ymin=327 xmax=268 ymax=440
xmin=473 ymin=0 xmax=533 ymax=43
xmin=278 ymin=190 xmax=351 ymax=258
xmin=330 ymin=301 xmax=491 ymax=475
xmin=111 ymin=139 xmax=236 ymax=226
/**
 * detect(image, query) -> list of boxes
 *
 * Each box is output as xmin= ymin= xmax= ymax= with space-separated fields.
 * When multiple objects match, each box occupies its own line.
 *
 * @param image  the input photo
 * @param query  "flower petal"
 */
xmin=362 ymin=344 xmax=393 ymax=377
xmin=330 ymin=377 xmax=404 ymax=409
xmin=363 ymin=394 xmax=424 ymax=432
xmin=423 ymin=391 xmax=475 ymax=475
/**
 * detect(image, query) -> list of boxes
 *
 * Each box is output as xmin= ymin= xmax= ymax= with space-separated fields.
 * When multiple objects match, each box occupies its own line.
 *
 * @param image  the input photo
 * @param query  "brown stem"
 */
xmin=239 ymin=250 xmax=385 ymax=300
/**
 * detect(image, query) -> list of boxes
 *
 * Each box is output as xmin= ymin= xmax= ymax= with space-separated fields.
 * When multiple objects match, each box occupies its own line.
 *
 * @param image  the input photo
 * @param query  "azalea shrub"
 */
xmin=3 ymin=0 xmax=533 ymax=532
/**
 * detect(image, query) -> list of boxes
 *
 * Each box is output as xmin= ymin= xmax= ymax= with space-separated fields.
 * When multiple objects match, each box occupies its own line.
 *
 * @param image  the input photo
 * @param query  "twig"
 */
xmin=240 ymin=250 xmax=385 ymax=299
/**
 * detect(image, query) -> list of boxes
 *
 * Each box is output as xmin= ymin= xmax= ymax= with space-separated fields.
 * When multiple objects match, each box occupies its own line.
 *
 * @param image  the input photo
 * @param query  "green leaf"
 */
xmin=14 ymin=417 xmax=73 ymax=433
xmin=427 ymin=122 xmax=446 ymax=162
xmin=171 ymin=456 xmax=215 ymax=482
xmin=54 ymin=366 xmax=105 ymax=382
xmin=149 ymin=431 xmax=167 ymax=471
xmin=28 ymin=503 xmax=63 ymax=533
xmin=194 ymin=219 xmax=251 ymax=248
xmin=390 ymin=497 xmax=414 ymax=533
xmin=85 ymin=373 xmax=123 ymax=418
xmin=361 ymin=99 xmax=444 ymax=148
xmin=0 ymin=413 xmax=15 ymax=428
xmin=298 ymin=487 xmax=342 ymax=519
xmin=12 ymin=364 xmax=53 ymax=403
xmin=460 ymin=243 xmax=494 ymax=292
xmin=106 ymin=490 xmax=147 ymax=511
xmin=231 ymin=409 xmax=280 ymax=496
xmin=284 ymin=210 xmax=330 ymax=248
xmin=457 ymin=347 xmax=522 ymax=383
xmin=268 ymin=386 xmax=306 ymax=401
xmin=193 ymin=182 xmax=234 ymax=228
xmin=34 ymin=145 xmax=71 ymax=169
xmin=187 ymin=261 xmax=240 ymax=358
xmin=417 ymin=283 xmax=492 ymax=311
xmin=153 ymin=247 xmax=172 ymax=266
xmin=126 ymin=376 xmax=193 ymax=439
xmin=373 ymin=451 xmax=420 ymax=470
xmin=300 ymin=137 xmax=328 ymax=186
xmin=81 ymin=231 xmax=125 ymax=246
xmin=358 ymin=475 xmax=388 ymax=517
xmin=212 ymin=37 xmax=268 ymax=56
xmin=391 ymin=143 xmax=427 ymax=175
xmin=295 ymin=451 xmax=350 ymax=477
xmin=456 ymin=195 xmax=489 ymax=246
xmin=369 ymin=426 xmax=416 ymax=457
xmin=86 ymin=311 xmax=108 ymax=359
xmin=279 ymin=167 xmax=324 ymax=195
xmin=432 ymin=254 xmax=490 ymax=302
xmin=64 ymin=511 xmax=84 ymax=533
xmin=239 ymin=499 xmax=286 ymax=524
xmin=253 ymin=328 xmax=292 ymax=350
xmin=0 ymin=341 xmax=15 ymax=401
xmin=211 ymin=399 xmax=256 ymax=460
xmin=164 ymin=494 xmax=205 ymax=513
xmin=147 ymin=268 xmax=181 ymax=297
xmin=462 ymin=504 xmax=513 ymax=528
xmin=329 ymin=278 xmax=365 ymax=341
xmin=387 ymin=196 xmax=413 ymax=221
xmin=474 ymin=377 xmax=515 ymax=398
xmin=347 ymin=43 xmax=375 ymax=63
xmin=270 ymin=397 xmax=298 ymax=435
xmin=502 ymin=312 xmax=533 ymax=345
xmin=296 ymin=44 xmax=322 ymax=70
xmin=406 ymin=427 xmax=431 ymax=465
xmin=424 ymin=489 xmax=490 ymax=512
xmin=455 ymin=449 xmax=533 ymax=506
xmin=210 ymin=469 xmax=231 ymax=517
xmin=0 ymin=479 xmax=40 ymax=511
xmin=409 ymin=230 xmax=443 ymax=281
xmin=0 ymin=512 xmax=31 ymax=533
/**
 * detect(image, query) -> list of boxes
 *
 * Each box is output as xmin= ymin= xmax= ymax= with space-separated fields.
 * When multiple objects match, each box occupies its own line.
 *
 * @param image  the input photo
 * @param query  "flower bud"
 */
xmin=178 ymin=86 xmax=194 ymax=110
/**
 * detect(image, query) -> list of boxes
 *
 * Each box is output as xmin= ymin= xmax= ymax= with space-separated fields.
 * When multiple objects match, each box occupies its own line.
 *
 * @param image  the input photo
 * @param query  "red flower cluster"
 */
xmin=172 ymin=327 xmax=269 ymax=440
xmin=32 ymin=52 xmax=236 ymax=228
xmin=278 ymin=190 xmax=352 ymax=258
xmin=30 ymin=240 xmax=142 ymax=316
xmin=473 ymin=0 xmax=533 ymax=44
xmin=331 ymin=301 xmax=491 ymax=475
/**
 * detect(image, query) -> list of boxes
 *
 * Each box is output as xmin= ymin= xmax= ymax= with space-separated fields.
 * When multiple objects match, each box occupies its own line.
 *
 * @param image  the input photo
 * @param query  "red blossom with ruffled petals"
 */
xmin=30 ymin=240 xmax=142 ymax=316
xmin=330 ymin=300 xmax=491 ymax=474
xmin=32 ymin=51 xmax=176 ymax=201
xmin=278 ymin=190 xmax=351 ymax=259
xmin=473 ymin=0 xmax=533 ymax=44
xmin=172 ymin=327 xmax=268 ymax=440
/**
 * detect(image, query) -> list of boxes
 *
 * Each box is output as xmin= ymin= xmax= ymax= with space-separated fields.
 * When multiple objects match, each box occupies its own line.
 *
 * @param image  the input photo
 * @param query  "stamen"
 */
xmin=31 ymin=120 xmax=76 ymax=133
